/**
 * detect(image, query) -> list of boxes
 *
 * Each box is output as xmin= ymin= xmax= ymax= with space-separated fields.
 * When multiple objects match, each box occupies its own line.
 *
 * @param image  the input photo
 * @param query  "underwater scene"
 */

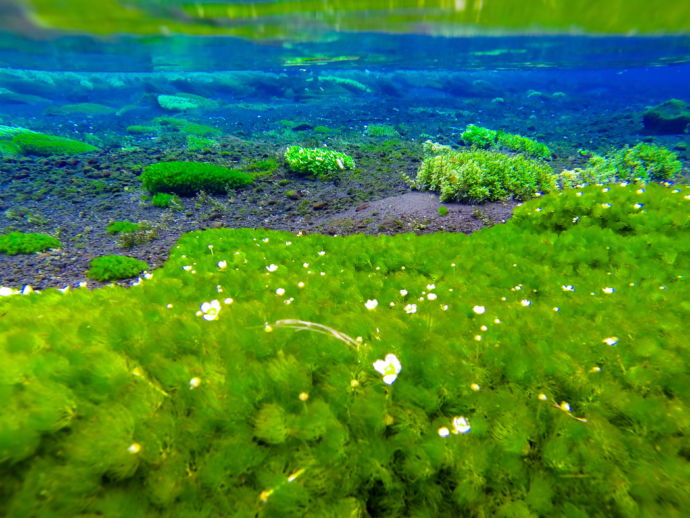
xmin=1 ymin=1 xmax=690 ymax=516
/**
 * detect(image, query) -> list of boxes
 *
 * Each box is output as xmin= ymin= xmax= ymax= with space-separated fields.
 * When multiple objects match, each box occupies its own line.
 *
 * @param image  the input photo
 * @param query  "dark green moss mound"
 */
xmin=642 ymin=99 xmax=690 ymax=134
xmin=86 ymin=255 xmax=149 ymax=281
xmin=0 ymin=232 xmax=61 ymax=255
xmin=106 ymin=221 xmax=140 ymax=235
xmin=1 ymin=183 xmax=689 ymax=517
xmin=11 ymin=133 xmax=99 ymax=156
xmin=141 ymin=161 xmax=253 ymax=195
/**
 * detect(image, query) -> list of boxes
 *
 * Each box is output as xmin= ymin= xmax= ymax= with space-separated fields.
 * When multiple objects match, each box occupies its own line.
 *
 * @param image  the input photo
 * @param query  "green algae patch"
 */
xmin=86 ymin=255 xmax=149 ymax=281
xmin=284 ymin=145 xmax=355 ymax=180
xmin=141 ymin=161 xmax=253 ymax=195
xmin=0 ymin=232 xmax=61 ymax=255
xmin=1 ymin=183 xmax=689 ymax=516
xmin=106 ymin=221 xmax=140 ymax=235
xmin=11 ymin=132 xmax=99 ymax=156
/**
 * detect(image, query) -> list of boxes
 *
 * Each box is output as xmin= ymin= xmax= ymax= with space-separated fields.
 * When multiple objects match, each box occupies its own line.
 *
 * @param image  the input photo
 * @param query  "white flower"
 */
xmin=603 ymin=336 xmax=619 ymax=346
xmin=576 ymin=192 xmax=583 ymax=196
xmin=427 ymin=293 xmax=437 ymax=301
xmin=472 ymin=305 xmax=486 ymax=314
xmin=633 ymin=203 xmax=643 ymax=210
xmin=0 ymin=286 xmax=19 ymax=296
xmin=302 ymin=262 xmax=309 ymax=268
xmin=426 ymin=283 xmax=436 ymax=290
xmin=538 ymin=393 xmax=548 ymax=401
xmin=404 ymin=304 xmax=417 ymax=314
xmin=127 ymin=443 xmax=142 ymax=454
xmin=198 ymin=300 xmax=221 ymax=321
xmin=561 ymin=285 xmax=575 ymax=292
xmin=559 ymin=401 xmax=571 ymax=412
xmin=399 ymin=289 xmax=408 ymax=296
xmin=572 ymin=216 xmax=580 ymax=223
xmin=318 ymin=251 xmax=326 ymax=256
xmin=285 ymin=241 xmax=292 ymax=246
xmin=474 ymin=335 xmax=482 ymax=341
xmin=602 ymin=287 xmax=615 ymax=294
xmin=480 ymin=325 xmax=488 ymax=331
xmin=224 ymin=298 xmax=234 ymax=304
xmin=553 ymin=307 xmax=560 ymax=312
xmin=189 ymin=377 xmax=202 ymax=389
xmin=275 ymin=288 xmax=285 ymax=296
xmin=182 ymin=265 xmax=192 ymax=271
xmin=365 ymin=299 xmax=378 ymax=310
xmin=637 ymin=188 xmax=646 ymax=194
xmin=441 ymin=305 xmax=449 ymax=311
xmin=590 ymin=366 xmax=602 ymax=373
xmin=452 ymin=416 xmax=471 ymax=434
xmin=601 ymin=203 xmax=612 ymax=208
xmin=266 ymin=264 xmax=278 ymax=272
xmin=602 ymin=187 xmax=610 ymax=192
xmin=520 ymin=299 xmax=532 ymax=306
xmin=262 ymin=237 xmax=270 ymax=243
xmin=438 ymin=427 xmax=450 ymax=437
xmin=373 ymin=353 xmax=402 ymax=385
xmin=470 ymin=383 xmax=481 ymax=391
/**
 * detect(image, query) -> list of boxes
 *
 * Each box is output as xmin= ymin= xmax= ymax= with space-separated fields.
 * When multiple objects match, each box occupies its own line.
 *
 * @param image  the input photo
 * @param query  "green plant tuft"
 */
xmin=150 ymin=192 xmax=182 ymax=209
xmin=106 ymin=221 xmax=140 ymax=235
xmin=86 ymin=255 xmax=149 ymax=281
xmin=0 ymin=232 xmax=62 ymax=255
xmin=284 ymin=146 xmax=355 ymax=180
xmin=141 ymin=161 xmax=253 ymax=196
xmin=10 ymin=132 xmax=99 ymax=156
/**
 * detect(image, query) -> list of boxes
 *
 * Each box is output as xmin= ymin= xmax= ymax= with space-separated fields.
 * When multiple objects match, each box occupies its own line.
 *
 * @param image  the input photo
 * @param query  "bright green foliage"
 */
xmin=1 ymin=183 xmax=689 ymax=517
xmin=0 ymin=232 xmax=61 ymax=255
xmin=186 ymin=136 xmax=218 ymax=151
xmin=126 ymin=125 xmax=157 ymax=135
xmin=437 ymin=206 xmax=449 ymax=216
xmin=106 ymin=221 xmax=140 ymax=235
xmin=10 ymin=132 xmax=99 ymax=156
xmin=151 ymin=192 xmax=182 ymax=208
xmin=569 ymin=143 xmax=682 ymax=185
xmin=245 ymin=158 xmax=279 ymax=177
xmin=414 ymin=141 xmax=557 ymax=202
xmin=365 ymin=124 xmax=400 ymax=137
xmin=460 ymin=124 xmax=552 ymax=159
xmin=86 ymin=255 xmax=149 ymax=281
xmin=284 ymin=146 xmax=355 ymax=180
xmin=141 ymin=161 xmax=253 ymax=196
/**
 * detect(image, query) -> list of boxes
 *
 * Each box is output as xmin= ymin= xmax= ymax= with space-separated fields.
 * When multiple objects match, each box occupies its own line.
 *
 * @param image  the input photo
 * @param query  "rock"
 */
xmin=642 ymin=99 xmax=690 ymax=134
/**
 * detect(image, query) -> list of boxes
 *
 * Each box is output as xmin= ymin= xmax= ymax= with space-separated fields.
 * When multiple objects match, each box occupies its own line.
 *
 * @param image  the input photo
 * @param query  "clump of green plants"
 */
xmin=1 ymin=182 xmax=689 ymax=517
xmin=116 ymin=221 xmax=159 ymax=249
xmin=10 ymin=132 xmax=99 ymax=156
xmin=460 ymin=124 xmax=552 ymax=159
xmin=126 ymin=125 xmax=157 ymax=135
xmin=141 ymin=161 xmax=253 ymax=195
xmin=244 ymin=158 xmax=279 ymax=178
xmin=410 ymin=140 xmax=557 ymax=202
xmin=365 ymin=124 xmax=400 ymax=137
xmin=186 ymin=136 xmax=218 ymax=152
xmin=106 ymin=221 xmax=139 ymax=235
xmin=0 ymin=231 xmax=61 ymax=254
xmin=563 ymin=143 xmax=683 ymax=186
xmin=86 ymin=254 xmax=149 ymax=281
xmin=437 ymin=205 xmax=449 ymax=216
xmin=284 ymin=146 xmax=355 ymax=180
xmin=150 ymin=192 xmax=182 ymax=209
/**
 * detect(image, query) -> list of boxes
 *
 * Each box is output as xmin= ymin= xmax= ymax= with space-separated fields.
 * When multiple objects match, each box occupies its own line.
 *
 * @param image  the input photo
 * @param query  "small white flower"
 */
xmin=561 ymin=285 xmax=575 ymax=292
xmin=601 ymin=203 xmax=612 ymax=209
xmin=182 ymin=265 xmax=193 ymax=271
xmin=0 ymin=286 xmax=19 ymax=296
xmin=590 ymin=366 xmax=602 ymax=373
xmin=262 ymin=237 xmax=270 ymax=243
xmin=602 ymin=287 xmax=615 ymax=294
xmin=224 ymin=298 xmax=234 ymax=304
xmin=303 ymin=262 xmax=309 ymax=268
xmin=438 ymin=427 xmax=450 ymax=437
xmin=553 ymin=307 xmax=560 ymax=312
xmin=472 ymin=305 xmax=486 ymax=314
xmin=633 ymin=203 xmax=643 ymax=210
xmin=480 ymin=325 xmax=488 ymax=331
xmin=128 ymin=443 xmax=142 ymax=454
xmin=373 ymin=353 xmax=402 ymax=385
xmin=404 ymin=304 xmax=417 ymax=314
xmin=602 ymin=187 xmax=610 ymax=193
xmin=318 ymin=251 xmax=326 ymax=256
xmin=470 ymin=383 xmax=481 ymax=391
xmin=452 ymin=416 xmax=471 ymax=434
xmin=629 ymin=282 xmax=636 ymax=287
xmin=493 ymin=318 xmax=501 ymax=324
xmin=297 ymin=281 xmax=305 ymax=288
xmin=189 ymin=377 xmax=202 ymax=389
xmin=426 ymin=284 xmax=436 ymax=290
xmin=576 ymin=192 xmax=583 ymax=196
xmin=216 ymin=285 xmax=223 ymax=293
xmin=603 ymin=336 xmax=619 ymax=346
xmin=266 ymin=264 xmax=278 ymax=272
xmin=441 ymin=305 xmax=449 ymax=311
xmin=275 ymin=288 xmax=286 ymax=296
xmin=637 ymin=188 xmax=646 ymax=194
xmin=399 ymin=289 xmax=408 ymax=296
xmin=166 ymin=303 xmax=173 ymax=308
xmin=285 ymin=241 xmax=292 ymax=246
xmin=364 ymin=299 xmax=378 ymax=310
xmin=538 ymin=393 xmax=548 ymax=401
xmin=559 ymin=401 xmax=571 ymax=412
xmin=535 ymin=207 xmax=543 ymax=212
xmin=199 ymin=300 xmax=221 ymax=321
xmin=474 ymin=335 xmax=482 ymax=341
xmin=427 ymin=293 xmax=437 ymax=301
xmin=572 ymin=216 xmax=580 ymax=223
xmin=520 ymin=300 xmax=532 ymax=306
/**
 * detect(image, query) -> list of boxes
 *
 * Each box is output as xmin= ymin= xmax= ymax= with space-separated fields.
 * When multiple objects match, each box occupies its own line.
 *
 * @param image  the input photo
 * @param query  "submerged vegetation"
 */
xmin=1 ymin=182 xmax=689 ymax=516
xmin=460 ymin=124 xmax=552 ymax=160
xmin=141 ymin=161 xmax=254 ymax=195
xmin=284 ymin=146 xmax=356 ymax=179
xmin=86 ymin=254 xmax=149 ymax=281
xmin=0 ymin=231 xmax=62 ymax=255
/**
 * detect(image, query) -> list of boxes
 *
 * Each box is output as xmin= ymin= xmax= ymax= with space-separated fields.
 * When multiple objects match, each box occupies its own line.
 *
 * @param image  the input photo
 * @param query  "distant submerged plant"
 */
xmin=460 ymin=124 xmax=552 ymax=159
xmin=284 ymin=146 xmax=355 ymax=180
xmin=10 ymin=132 xmax=99 ymax=156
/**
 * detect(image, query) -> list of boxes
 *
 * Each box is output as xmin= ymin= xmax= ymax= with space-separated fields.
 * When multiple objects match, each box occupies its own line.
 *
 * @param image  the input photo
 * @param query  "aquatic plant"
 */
xmin=568 ymin=143 xmax=682 ymax=185
xmin=460 ymin=124 xmax=552 ymax=159
xmin=141 ymin=161 xmax=253 ymax=195
xmin=157 ymin=93 xmax=218 ymax=112
xmin=86 ymin=254 xmax=149 ymax=281
xmin=150 ymin=192 xmax=182 ymax=209
xmin=437 ymin=205 xmax=449 ymax=216
xmin=412 ymin=140 xmax=557 ymax=202
xmin=10 ymin=132 xmax=99 ymax=156
xmin=106 ymin=221 xmax=140 ymax=235
xmin=126 ymin=125 xmax=157 ymax=135
xmin=0 ymin=231 xmax=61 ymax=254
xmin=365 ymin=124 xmax=400 ymax=137
xmin=1 ymin=182 xmax=689 ymax=516
xmin=284 ymin=146 xmax=355 ymax=179
xmin=186 ymin=136 xmax=218 ymax=152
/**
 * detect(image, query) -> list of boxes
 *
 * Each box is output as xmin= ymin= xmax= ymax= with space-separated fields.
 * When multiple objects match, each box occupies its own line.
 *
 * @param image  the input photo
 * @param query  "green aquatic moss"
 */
xmin=141 ymin=161 xmax=253 ymax=196
xmin=86 ymin=255 xmax=149 ymax=281
xmin=284 ymin=145 xmax=355 ymax=179
xmin=365 ymin=124 xmax=400 ymax=137
xmin=106 ymin=221 xmax=140 ymax=235
xmin=1 ymin=183 xmax=689 ymax=517
xmin=569 ymin=143 xmax=683 ymax=185
xmin=460 ymin=124 xmax=552 ymax=159
xmin=0 ymin=232 xmax=61 ymax=255
xmin=10 ymin=132 xmax=99 ymax=156
xmin=150 ymin=192 xmax=182 ymax=209
xmin=413 ymin=140 xmax=557 ymax=202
